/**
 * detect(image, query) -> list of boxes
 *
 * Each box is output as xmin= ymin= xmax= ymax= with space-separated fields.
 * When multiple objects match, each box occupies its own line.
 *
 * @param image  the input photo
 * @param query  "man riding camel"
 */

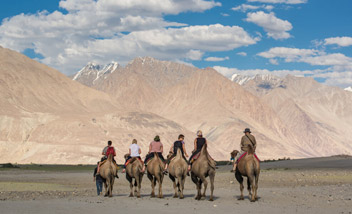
xmin=97 ymin=140 xmax=118 ymax=178
xmin=232 ymin=128 xmax=257 ymax=172
xmin=122 ymin=139 xmax=145 ymax=173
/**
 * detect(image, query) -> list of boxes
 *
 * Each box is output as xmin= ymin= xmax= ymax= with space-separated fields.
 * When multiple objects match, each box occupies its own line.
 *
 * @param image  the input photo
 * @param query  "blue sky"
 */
xmin=0 ymin=0 xmax=351 ymax=87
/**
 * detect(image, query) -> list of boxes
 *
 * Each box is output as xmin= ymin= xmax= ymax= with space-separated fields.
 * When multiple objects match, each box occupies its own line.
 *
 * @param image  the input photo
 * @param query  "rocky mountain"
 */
xmin=74 ymin=57 xmax=352 ymax=159
xmin=229 ymin=73 xmax=352 ymax=156
xmin=1 ymin=46 xmax=351 ymax=165
xmin=0 ymin=47 xmax=206 ymax=164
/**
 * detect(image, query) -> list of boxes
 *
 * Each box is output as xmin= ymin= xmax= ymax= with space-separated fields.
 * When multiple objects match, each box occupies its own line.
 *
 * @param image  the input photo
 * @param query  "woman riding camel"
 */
xmin=188 ymin=130 xmax=207 ymax=171
xmin=232 ymin=128 xmax=257 ymax=172
xmin=144 ymin=135 xmax=165 ymax=164
xmin=122 ymin=139 xmax=145 ymax=173
xmin=164 ymin=134 xmax=189 ymax=171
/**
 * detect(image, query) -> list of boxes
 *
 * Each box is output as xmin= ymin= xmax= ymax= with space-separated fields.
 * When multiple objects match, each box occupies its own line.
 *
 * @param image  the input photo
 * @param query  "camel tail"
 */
xmin=108 ymin=153 xmax=113 ymax=162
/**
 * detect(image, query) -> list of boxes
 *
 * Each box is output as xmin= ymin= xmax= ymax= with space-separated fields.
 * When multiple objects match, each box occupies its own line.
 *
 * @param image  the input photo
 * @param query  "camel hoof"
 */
xmin=137 ymin=195 xmax=141 ymax=198
xmin=158 ymin=195 xmax=164 ymax=199
xmin=173 ymin=194 xmax=178 ymax=198
xmin=251 ymin=199 xmax=255 ymax=202
xmin=151 ymin=194 xmax=155 ymax=198
xmin=180 ymin=196 xmax=184 ymax=199
xmin=129 ymin=194 xmax=133 ymax=197
xmin=209 ymin=198 xmax=214 ymax=201
xmin=109 ymin=195 xmax=112 ymax=198
xmin=238 ymin=197 xmax=244 ymax=200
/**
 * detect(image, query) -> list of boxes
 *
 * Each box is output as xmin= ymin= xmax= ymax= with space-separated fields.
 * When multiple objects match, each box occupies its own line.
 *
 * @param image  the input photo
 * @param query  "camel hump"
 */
xmin=247 ymin=144 xmax=254 ymax=155
xmin=108 ymin=153 xmax=113 ymax=162
xmin=176 ymin=148 xmax=182 ymax=158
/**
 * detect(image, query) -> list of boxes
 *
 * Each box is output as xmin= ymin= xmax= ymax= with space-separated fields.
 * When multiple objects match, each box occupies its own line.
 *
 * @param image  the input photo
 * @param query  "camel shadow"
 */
xmin=235 ymin=195 xmax=261 ymax=201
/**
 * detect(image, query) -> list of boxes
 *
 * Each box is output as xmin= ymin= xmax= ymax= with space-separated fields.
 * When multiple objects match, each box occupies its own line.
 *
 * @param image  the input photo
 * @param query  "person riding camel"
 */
xmin=187 ymin=130 xmax=207 ymax=171
xmin=97 ymin=140 xmax=118 ymax=177
xmin=144 ymin=135 xmax=165 ymax=165
xmin=122 ymin=139 xmax=145 ymax=173
xmin=164 ymin=134 xmax=189 ymax=172
xmin=231 ymin=128 xmax=257 ymax=172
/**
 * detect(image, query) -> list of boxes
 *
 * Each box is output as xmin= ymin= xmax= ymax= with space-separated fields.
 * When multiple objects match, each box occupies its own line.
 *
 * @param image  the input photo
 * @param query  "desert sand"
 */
xmin=1 ymin=156 xmax=351 ymax=214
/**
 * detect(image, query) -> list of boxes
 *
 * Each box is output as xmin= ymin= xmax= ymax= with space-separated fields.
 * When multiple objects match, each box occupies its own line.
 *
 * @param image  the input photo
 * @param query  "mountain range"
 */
xmin=1 ymin=46 xmax=351 ymax=164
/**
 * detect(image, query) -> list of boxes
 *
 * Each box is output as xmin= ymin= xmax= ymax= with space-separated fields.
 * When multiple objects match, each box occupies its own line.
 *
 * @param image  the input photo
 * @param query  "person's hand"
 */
xmin=93 ymin=178 xmax=95 ymax=182
xmin=185 ymin=154 xmax=189 ymax=158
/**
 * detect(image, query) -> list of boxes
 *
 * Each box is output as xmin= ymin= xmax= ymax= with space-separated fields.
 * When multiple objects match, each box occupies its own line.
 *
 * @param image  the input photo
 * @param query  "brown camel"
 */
xmin=146 ymin=152 xmax=165 ymax=198
xmin=167 ymin=148 xmax=188 ymax=199
xmin=190 ymin=143 xmax=216 ymax=201
xmin=232 ymin=144 xmax=260 ymax=202
xmin=99 ymin=153 xmax=118 ymax=197
xmin=124 ymin=154 xmax=144 ymax=198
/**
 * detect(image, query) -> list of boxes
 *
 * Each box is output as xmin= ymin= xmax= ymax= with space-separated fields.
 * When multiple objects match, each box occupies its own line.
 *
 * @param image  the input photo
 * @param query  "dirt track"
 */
xmin=1 ymin=157 xmax=352 ymax=214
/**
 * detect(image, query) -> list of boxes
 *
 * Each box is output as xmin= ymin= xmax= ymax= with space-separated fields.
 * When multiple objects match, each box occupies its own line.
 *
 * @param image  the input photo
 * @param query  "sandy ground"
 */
xmin=0 ymin=157 xmax=352 ymax=214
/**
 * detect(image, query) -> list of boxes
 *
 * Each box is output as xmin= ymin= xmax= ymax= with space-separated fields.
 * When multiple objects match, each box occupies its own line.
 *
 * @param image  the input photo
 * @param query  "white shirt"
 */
xmin=129 ymin=144 xmax=140 ymax=157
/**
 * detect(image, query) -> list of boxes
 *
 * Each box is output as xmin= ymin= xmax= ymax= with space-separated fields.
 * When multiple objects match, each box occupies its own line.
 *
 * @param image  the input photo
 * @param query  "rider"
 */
xmin=164 ymin=134 xmax=189 ymax=171
xmin=232 ymin=128 xmax=257 ymax=172
xmin=187 ymin=130 xmax=207 ymax=171
xmin=122 ymin=139 xmax=145 ymax=173
xmin=144 ymin=135 xmax=165 ymax=164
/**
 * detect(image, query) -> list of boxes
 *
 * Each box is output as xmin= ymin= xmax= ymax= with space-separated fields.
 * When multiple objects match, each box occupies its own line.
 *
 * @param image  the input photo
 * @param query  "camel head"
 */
xmin=230 ymin=150 xmax=239 ymax=159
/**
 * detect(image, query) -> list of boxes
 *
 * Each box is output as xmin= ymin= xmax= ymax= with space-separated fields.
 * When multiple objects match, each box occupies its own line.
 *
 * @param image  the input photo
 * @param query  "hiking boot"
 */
xmin=122 ymin=169 xmax=126 ymax=173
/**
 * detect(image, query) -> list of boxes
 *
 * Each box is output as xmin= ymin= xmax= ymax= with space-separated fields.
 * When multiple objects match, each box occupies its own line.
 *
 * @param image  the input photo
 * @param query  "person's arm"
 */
xmin=160 ymin=144 xmax=163 ymax=153
xmin=102 ymin=148 xmax=105 ymax=155
xmin=93 ymin=168 xmax=97 ymax=181
xmin=169 ymin=144 xmax=174 ymax=153
xmin=138 ymin=147 xmax=141 ymax=154
xmin=182 ymin=143 xmax=188 ymax=157
xmin=253 ymin=136 xmax=257 ymax=151
xmin=149 ymin=143 xmax=152 ymax=154
xmin=113 ymin=147 xmax=116 ymax=156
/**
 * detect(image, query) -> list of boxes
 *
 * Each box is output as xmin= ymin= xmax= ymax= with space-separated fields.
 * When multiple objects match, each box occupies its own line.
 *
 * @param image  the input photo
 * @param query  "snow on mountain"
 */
xmin=345 ymin=86 xmax=352 ymax=92
xmin=73 ymin=62 xmax=119 ymax=87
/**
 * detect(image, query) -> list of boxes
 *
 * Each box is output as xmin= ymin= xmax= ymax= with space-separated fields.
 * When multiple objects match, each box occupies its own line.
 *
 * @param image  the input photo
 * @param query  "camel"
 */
xmin=99 ymin=153 xmax=118 ymax=197
xmin=146 ymin=152 xmax=165 ymax=198
xmin=167 ymin=148 xmax=188 ymax=199
xmin=124 ymin=154 xmax=144 ymax=198
xmin=190 ymin=144 xmax=216 ymax=201
xmin=232 ymin=144 xmax=260 ymax=202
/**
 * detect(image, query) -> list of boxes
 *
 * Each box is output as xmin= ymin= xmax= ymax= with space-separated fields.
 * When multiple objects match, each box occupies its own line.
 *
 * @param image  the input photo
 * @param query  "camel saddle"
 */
xmin=100 ymin=159 xmax=119 ymax=169
xmin=125 ymin=157 xmax=143 ymax=167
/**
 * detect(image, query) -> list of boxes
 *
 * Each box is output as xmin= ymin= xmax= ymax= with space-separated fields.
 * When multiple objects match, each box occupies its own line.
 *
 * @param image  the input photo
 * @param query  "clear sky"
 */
xmin=0 ymin=0 xmax=351 ymax=88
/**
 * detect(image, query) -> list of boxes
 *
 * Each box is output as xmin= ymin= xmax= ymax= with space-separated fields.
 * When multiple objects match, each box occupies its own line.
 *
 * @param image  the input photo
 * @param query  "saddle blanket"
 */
xmin=237 ymin=152 xmax=260 ymax=163
xmin=125 ymin=157 xmax=143 ymax=167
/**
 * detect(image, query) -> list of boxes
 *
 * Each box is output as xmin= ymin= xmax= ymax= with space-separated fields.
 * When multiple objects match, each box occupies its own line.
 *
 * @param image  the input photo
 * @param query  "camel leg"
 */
xmin=137 ymin=176 xmax=142 ymax=198
xmin=147 ymin=172 xmax=155 ymax=197
xmin=209 ymin=173 xmax=215 ymax=201
xmin=247 ymin=177 xmax=252 ymax=197
xmin=103 ymin=182 xmax=108 ymax=197
xmin=151 ymin=177 xmax=156 ymax=198
xmin=109 ymin=177 xmax=114 ymax=197
xmin=200 ymin=176 xmax=208 ymax=199
xmin=157 ymin=175 xmax=164 ymax=198
xmin=235 ymin=171 xmax=244 ymax=200
xmin=254 ymin=173 xmax=259 ymax=200
xmin=249 ymin=176 xmax=255 ymax=202
xmin=169 ymin=174 xmax=178 ymax=198
xmin=129 ymin=180 xmax=134 ymax=197
xmin=134 ymin=179 xmax=138 ymax=193
xmin=179 ymin=176 xmax=185 ymax=199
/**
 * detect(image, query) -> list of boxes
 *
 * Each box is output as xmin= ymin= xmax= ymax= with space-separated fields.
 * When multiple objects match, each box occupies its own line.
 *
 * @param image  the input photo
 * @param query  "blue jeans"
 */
xmin=96 ymin=179 xmax=103 ymax=195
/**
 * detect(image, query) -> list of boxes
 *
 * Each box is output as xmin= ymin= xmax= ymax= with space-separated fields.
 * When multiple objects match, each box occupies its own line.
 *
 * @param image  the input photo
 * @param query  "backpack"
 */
xmin=106 ymin=147 xmax=115 ymax=157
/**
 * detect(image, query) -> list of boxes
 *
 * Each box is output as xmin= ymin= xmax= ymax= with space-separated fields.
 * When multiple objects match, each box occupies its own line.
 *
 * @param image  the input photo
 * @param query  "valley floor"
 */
xmin=0 ymin=157 xmax=351 ymax=214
